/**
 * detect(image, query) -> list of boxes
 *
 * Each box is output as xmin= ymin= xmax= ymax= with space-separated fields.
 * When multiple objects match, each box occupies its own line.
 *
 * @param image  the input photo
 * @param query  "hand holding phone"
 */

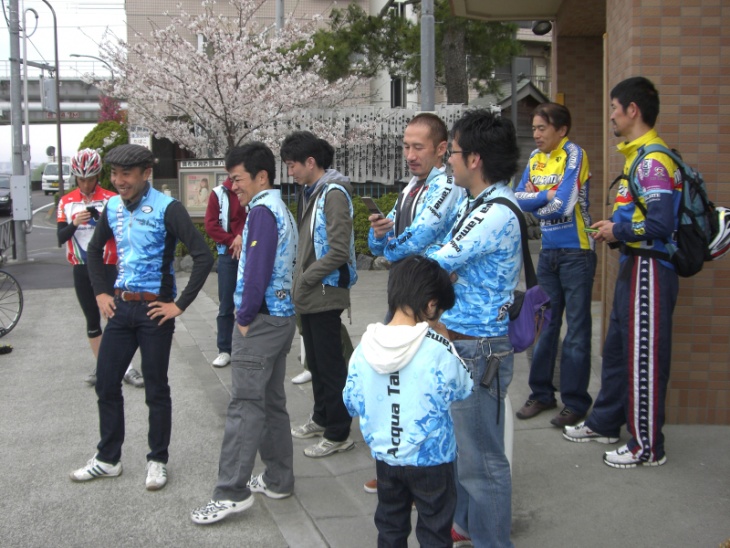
xmin=361 ymin=197 xmax=383 ymax=219
xmin=86 ymin=205 xmax=100 ymax=221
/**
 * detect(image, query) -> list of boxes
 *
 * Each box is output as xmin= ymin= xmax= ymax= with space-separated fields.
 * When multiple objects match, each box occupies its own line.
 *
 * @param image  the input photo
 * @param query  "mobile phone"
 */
xmin=361 ymin=197 xmax=384 ymax=218
xmin=584 ymin=227 xmax=598 ymax=233
xmin=86 ymin=205 xmax=100 ymax=220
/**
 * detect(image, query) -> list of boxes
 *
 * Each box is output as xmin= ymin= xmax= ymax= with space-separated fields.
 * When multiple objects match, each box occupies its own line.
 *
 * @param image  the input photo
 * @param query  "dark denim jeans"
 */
xmin=529 ymin=248 xmax=597 ymax=415
xmin=95 ymin=299 xmax=175 ymax=464
xmin=374 ymin=459 xmax=456 ymax=548
xmin=216 ymin=252 xmax=238 ymax=354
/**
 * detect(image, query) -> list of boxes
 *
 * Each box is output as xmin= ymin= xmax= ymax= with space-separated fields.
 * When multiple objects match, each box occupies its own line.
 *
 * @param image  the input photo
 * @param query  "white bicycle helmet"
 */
xmin=709 ymin=206 xmax=730 ymax=260
xmin=71 ymin=148 xmax=102 ymax=178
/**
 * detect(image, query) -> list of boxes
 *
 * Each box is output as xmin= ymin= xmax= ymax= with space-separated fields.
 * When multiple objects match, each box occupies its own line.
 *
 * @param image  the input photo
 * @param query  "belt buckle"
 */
xmin=121 ymin=290 xmax=134 ymax=302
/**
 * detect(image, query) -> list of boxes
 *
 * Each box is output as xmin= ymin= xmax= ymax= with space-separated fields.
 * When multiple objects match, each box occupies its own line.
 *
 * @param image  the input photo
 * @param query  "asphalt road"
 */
xmin=2 ymin=189 xmax=74 ymax=290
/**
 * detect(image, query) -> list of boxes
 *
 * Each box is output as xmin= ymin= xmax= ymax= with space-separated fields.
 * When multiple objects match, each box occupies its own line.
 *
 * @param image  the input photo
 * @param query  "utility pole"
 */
xmin=420 ymin=0 xmax=435 ymax=111
xmin=9 ymin=0 xmax=29 ymax=261
xmin=275 ymin=0 xmax=283 ymax=30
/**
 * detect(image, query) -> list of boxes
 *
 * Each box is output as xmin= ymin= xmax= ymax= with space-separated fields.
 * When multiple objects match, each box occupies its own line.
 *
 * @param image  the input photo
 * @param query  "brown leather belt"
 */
xmin=115 ymin=289 xmax=159 ymax=302
xmin=446 ymin=329 xmax=480 ymax=341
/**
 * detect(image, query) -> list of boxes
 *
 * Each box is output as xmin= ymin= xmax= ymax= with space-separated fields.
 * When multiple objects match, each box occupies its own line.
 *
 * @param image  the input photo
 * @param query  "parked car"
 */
xmin=0 ymin=174 xmax=12 ymax=215
xmin=41 ymin=163 xmax=75 ymax=195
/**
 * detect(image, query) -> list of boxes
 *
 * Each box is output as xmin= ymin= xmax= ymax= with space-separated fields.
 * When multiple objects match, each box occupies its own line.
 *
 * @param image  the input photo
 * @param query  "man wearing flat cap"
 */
xmin=70 ymin=144 xmax=213 ymax=491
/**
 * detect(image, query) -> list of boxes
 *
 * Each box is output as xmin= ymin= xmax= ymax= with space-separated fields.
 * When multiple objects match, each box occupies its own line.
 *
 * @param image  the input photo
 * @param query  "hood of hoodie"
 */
xmin=312 ymin=168 xmax=353 ymax=197
xmin=360 ymin=322 xmax=430 ymax=374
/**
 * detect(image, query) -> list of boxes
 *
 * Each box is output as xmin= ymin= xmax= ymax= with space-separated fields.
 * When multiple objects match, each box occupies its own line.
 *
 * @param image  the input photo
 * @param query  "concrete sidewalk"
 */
xmin=0 ymin=268 xmax=728 ymax=547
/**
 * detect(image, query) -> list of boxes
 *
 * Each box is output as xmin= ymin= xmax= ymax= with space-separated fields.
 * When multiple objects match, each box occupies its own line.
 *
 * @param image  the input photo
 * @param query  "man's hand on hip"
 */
xmin=147 ymin=301 xmax=183 ymax=325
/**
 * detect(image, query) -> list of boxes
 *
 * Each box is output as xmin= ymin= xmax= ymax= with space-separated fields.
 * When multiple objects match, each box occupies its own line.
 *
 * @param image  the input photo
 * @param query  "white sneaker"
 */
xmin=563 ymin=421 xmax=619 ymax=444
xmin=70 ymin=455 xmax=122 ymax=482
xmin=303 ymin=438 xmax=355 ymax=458
xmin=291 ymin=417 xmax=326 ymax=439
xmin=249 ymin=473 xmax=292 ymax=499
xmin=603 ymin=444 xmax=667 ymax=469
xmin=291 ymin=370 xmax=312 ymax=384
xmin=191 ymin=496 xmax=254 ymax=525
xmin=145 ymin=461 xmax=167 ymax=491
xmin=212 ymin=352 xmax=231 ymax=367
xmin=123 ymin=368 xmax=144 ymax=388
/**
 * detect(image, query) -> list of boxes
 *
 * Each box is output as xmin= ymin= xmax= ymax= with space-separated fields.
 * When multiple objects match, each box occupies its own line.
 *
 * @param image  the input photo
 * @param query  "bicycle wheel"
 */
xmin=0 ymin=270 xmax=23 ymax=337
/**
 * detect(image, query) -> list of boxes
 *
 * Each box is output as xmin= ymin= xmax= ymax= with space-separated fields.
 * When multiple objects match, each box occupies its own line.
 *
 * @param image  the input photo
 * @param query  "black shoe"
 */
xmin=516 ymin=399 xmax=557 ymax=420
xmin=550 ymin=407 xmax=585 ymax=428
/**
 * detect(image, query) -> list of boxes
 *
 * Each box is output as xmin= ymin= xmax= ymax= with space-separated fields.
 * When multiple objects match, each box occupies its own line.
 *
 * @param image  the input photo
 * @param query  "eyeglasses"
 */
xmin=446 ymin=149 xmax=467 ymax=159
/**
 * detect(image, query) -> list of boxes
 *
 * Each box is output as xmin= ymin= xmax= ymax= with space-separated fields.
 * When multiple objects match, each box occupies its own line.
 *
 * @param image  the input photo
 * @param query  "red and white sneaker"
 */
xmin=451 ymin=527 xmax=473 ymax=547
xmin=603 ymin=444 xmax=667 ymax=469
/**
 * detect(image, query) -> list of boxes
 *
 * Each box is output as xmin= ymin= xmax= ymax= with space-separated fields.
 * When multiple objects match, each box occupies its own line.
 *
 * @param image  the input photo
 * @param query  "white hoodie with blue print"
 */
xmin=343 ymin=322 xmax=473 ymax=467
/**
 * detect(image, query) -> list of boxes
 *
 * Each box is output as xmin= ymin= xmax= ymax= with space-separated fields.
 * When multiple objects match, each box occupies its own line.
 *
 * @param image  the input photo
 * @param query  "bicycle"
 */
xmin=0 ymin=252 xmax=23 ymax=338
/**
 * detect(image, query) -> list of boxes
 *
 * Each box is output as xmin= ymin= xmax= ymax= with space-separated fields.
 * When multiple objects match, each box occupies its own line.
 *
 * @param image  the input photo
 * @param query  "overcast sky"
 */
xmin=1 ymin=0 xmax=127 ymax=165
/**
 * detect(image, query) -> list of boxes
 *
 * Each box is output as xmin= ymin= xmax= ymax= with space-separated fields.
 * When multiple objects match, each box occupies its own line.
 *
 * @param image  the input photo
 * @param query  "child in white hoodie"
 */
xmin=343 ymin=255 xmax=473 ymax=547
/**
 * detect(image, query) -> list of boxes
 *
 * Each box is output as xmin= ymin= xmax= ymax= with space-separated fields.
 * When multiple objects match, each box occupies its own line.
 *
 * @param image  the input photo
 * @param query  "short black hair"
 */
xmin=225 ymin=142 xmax=275 ymax=185
xmin=280 ymin=131 xmax=335 ymax=169
xmin=408 ymin=113 xmax=448 ymax=148
xmin=451 ymin=109 xmax=520 ymax=184
xmin=531 ymin=102 xmax=572 ymax=135
xmin=611 ymin=76 xmax=660 ymax=128
xmin=387 ymin=256 xmax=455 ymax=323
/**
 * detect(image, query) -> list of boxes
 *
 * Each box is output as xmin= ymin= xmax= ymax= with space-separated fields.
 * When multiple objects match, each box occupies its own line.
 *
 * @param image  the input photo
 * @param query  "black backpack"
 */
xmin=615 ymin=144 xmax=718 ymax=277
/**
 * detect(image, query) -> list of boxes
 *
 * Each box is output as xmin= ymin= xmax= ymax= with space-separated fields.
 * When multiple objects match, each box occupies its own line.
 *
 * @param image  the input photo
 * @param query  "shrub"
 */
xmin=176 ymin=223 xmax=218 ymax=258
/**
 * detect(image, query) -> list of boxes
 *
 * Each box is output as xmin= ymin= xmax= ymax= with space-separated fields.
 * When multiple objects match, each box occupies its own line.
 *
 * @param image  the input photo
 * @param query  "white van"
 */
xmin=42 ymin=162 xmax=75 ymax=195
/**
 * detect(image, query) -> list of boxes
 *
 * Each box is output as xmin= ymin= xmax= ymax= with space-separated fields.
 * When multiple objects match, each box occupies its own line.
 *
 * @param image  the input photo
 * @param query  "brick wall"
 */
xmin=555 ymin=35 xmax=605 ymax=299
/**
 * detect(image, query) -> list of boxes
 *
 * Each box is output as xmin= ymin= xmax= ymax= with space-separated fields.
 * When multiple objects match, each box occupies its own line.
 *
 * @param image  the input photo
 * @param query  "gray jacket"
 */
xmin=292 ymin=170 xmax=354 ymax=314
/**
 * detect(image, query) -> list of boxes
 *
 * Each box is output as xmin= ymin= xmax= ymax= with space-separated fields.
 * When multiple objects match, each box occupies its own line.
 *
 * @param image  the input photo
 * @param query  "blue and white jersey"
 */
xmin=310 ymin=171 xmax=358 ymax=289
xmin=343 ymin=322 xmax=473 ymax=467
xmin=368 ymin=167 xmax=466 ymax=260
xmin=235 ymin=189 xmax=297 ymax=317
xmin=106 ymin=186 xmax=177 ymax=297
xmin=426 ymin=183 xmax=522 ymax=338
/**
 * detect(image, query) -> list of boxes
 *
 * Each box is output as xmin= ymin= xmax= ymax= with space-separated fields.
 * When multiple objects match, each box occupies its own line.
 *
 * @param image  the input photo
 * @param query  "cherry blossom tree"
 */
xmin=97 ymin=0 xmax=365 ymax=157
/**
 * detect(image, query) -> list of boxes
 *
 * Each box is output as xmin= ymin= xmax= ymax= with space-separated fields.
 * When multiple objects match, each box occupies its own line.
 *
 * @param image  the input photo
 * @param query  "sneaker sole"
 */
xmin=191 ymin=496 xmax=254 ymax=525
xmin=562 ymin=432 xmax=619 ymax=444
xmin=212 ymin=362 xmax=230 ymax=368
xmin=146 ymin=479 xmax=167 ymax=491
xmin=363 ymin=485 xmax=378 ymax=494
xmin=250 ymin=487 xmax=292 ymax=500
xmin=603 ymin=455 xmax=667 ymax=469
xmin=303 ymin=440 xmax=355 ymax=458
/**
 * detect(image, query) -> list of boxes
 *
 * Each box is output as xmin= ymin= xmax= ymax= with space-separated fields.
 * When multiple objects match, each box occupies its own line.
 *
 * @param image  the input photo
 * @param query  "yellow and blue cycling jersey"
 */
xmin=515 ymin=137 xmax=593 ymax=250
xmin=611 ymin=129 xmax=681 ymax=261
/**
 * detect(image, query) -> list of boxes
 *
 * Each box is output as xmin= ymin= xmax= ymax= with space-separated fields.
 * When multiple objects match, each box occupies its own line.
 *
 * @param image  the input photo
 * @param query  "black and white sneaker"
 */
xmin=70 ymin=455 xmax=122 ymax=482
xmin=190 ymin=496 xmax=254 ymax=525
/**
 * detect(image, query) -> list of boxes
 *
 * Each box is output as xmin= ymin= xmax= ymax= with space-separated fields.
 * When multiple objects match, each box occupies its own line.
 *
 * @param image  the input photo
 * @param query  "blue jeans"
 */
xmin=452 ymin=336 xmax=514 ymax=548
xmin=374 ymin=460 xmax=456 ymax=548
xmin=528 ymin=248 xmax=597 ymax=415
xmin=216 ymin=252 xmax=239 ymax=354
xmin=95 ymin=299 xmax=175 ymax=464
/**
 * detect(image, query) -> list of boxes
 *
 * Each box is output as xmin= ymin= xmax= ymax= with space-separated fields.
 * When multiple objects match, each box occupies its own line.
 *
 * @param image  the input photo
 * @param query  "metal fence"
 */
xmin=275 ymin=105 xmax=468 ymax=187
